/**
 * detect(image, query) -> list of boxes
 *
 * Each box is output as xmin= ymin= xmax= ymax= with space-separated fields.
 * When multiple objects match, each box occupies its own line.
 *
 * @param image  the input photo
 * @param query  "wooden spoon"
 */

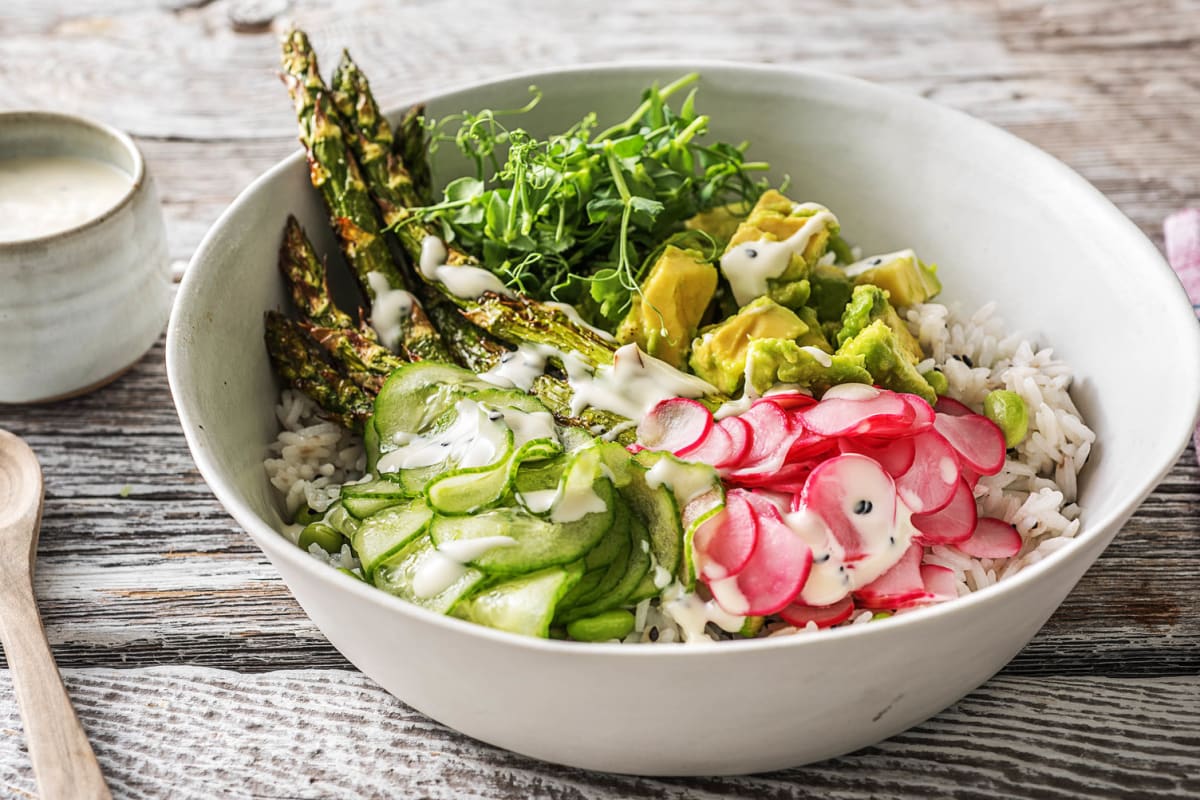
xmin=0 ymin=429 xmax=111 ymax=800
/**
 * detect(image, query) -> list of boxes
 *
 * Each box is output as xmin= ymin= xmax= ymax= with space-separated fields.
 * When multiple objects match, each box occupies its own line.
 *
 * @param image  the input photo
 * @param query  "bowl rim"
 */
xmin=0 ymin=110 xmax=146 ymax=251
xmin=168 ymin=59 xmax=1200 ymax=657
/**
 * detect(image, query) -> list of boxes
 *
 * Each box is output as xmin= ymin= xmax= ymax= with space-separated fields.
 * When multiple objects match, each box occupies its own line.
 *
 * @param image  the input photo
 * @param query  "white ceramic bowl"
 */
xmin=167 ymin=63 xmax=1200 ymax=775
xmin=0 ymin=111 xmax=171 ymax=403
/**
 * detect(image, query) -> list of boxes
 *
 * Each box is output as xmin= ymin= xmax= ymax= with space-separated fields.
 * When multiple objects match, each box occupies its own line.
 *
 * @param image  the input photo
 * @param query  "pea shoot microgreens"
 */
xmin=407 ymin=73 xmax=772 ymax=327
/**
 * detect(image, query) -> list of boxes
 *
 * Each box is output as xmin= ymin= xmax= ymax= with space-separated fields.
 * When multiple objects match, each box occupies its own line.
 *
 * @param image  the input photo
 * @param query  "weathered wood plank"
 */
xmin=0 ymin=668 xmax=1195 ymax=799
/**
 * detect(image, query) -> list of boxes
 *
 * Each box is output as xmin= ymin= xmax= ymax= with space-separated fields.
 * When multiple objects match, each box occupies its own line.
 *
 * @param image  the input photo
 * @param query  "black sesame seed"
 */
xmin=816 ymin=553 xmax=831 ymax=563
xmin=649 ymin=627 xmax=660 ymax=642
xmin=854 ymin=499 xmax=873 ymax=515
xmin=871 ymin=257 xmax=882 ymax=266
xmin=744 ymin=247 xmax=758 ymax=259
xmin=889 ymin=536 xmax=896 ymax=545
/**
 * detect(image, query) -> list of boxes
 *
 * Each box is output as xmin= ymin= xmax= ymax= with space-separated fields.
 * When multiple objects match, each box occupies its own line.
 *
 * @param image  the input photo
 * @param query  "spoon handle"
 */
xmin=0 ymin=575 xmax=111 ymax=800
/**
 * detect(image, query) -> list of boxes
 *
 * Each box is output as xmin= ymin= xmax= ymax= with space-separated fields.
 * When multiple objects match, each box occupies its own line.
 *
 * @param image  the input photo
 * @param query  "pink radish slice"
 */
xmin=788 ymin=429 xmax=838 ymax=462
xmin=933 ymin=411 xmax=1006 ymax=475
xmin=713 ymin=417 xmax=753 ymax=468
xmin=800 ymin=454 xmax=898 ymax=562
xmin=724 ymin=402 xmax=800 ymax=477
xmin=853 ymin=542 xmax=927 ymax=609
xmin=957 ymin=517 xmax=1022 ymax=558
xmin=934 ymin=396 xmax=973 ymax=417
xmin=758 ymin=392 xmax=816 ymax=412
xmin=892 ymin=430 xmax=960 ymax=513
xmin=637 ymin=398 xmax=713 ymax=454
xmin=800 ymin=390 xmax=913 ymax=438
xmin=727 ymin=458 xmax=819 ymax=491
xmin=900 ymin=393 xmax=936 ymax=432
xmin=838 ymin=436 xmax=917 ymax=478
xmin=692 ymin=490 xmax=759 ymax=579
xmin=707 ymin=503 xmax=812 ymax=616
xmin=920 ymin=564 xmax=958 ymax=602
xmin=779 ymin=595 xmax=855 ymax=628
xmin=912 ymin=478 xmax=977 ymax=545
xmin=675 ymin=417 xmax=733 ymax=465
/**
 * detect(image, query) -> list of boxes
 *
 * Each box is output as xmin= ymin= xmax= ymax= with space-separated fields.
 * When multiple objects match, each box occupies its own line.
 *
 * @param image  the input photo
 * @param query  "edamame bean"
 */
xmin=292 ymin=505 xmax=323 ymax=526
xmin=983 ymin=389 xmax=1028 ymax=447
xmin=566 ymin=609 xmax=636 ymax=642
xmin=299 ymin=522 xmax=345 ymax=554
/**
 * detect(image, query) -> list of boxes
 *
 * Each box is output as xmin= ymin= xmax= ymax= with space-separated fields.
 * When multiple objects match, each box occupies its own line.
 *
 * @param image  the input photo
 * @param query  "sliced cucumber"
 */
xmin=350 ymin=498 xmax=433 ymax=578
xmin=557 ymin=514 xmax=651 ymax=624
xmin=373 ymin=534 xmax=486 ymax=614
xmin=559 ymin=425 xmax=595 ymax=452
xmin=584 ymin=501 xmax=631 ymax=571
xmin=374 ymin=362 xmax=492 ymax=450
xmin=467 ymin=387 xmax=552 ymax=415
xmin=451 ymin=561 xmax=585 ymax=637
xmin=341 ymin=477 xmax=411 ymax=519
xmin=323 ymin=502 xmax=360 ymax=538
xmin=431 ymin=479 xmax=614 ymax=574
xmin=592 ymin=440 xmax=636 ymax=489
xmin=620 ymin=462 xmax=683 ymax=577
xmin=363 ymin=413 xmax=381 ymax=473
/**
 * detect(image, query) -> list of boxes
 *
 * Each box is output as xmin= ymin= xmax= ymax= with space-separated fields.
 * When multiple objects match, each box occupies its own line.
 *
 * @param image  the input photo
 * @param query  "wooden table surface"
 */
xmin=2 ymin=1 xmax=1199 ymax=797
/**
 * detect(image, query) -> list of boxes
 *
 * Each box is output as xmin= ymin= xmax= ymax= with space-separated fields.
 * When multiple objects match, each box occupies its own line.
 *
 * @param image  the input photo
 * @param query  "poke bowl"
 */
xmin=166 ymin=44 xmax=1200 ymax=775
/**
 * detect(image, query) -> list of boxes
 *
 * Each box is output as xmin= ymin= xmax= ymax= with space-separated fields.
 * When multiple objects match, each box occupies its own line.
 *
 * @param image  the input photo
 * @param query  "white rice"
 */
xmin=263 ymin=300 xmax=1093 ymax=641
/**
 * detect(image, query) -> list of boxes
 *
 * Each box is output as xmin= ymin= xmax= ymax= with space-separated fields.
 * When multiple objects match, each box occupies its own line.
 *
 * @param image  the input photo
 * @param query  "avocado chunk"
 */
xmin=846 ymin=249 xmax=941 ymax=307
xmin=836 ymin=284 xmax=924 ymax=365
xmin=745 ymin=338 xmax=872 ymax=396
xmin=835 ymin=319 xmax=937 ymax=404
xmin=689 ymin=297 xmax=810 ymax=395
xmin=794 ymin=305 xmax=833 ymax=353
xmin=808 ymin=262 xmax=855 ymax=323
xmin=720 ymin=190 xmax=838 ymax=308
xmin=615 ymin=245 xmax=718 ymax=369
xmin=684 ymin=201 xmax=750 ymax=245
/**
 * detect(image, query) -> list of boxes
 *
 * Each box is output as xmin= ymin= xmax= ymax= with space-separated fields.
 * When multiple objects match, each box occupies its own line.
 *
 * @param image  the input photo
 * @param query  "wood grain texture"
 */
xmin=0 ymin=668 xmax=1195 ymax=800
xmin=0 ymin=0 xmax=1198 ymax=795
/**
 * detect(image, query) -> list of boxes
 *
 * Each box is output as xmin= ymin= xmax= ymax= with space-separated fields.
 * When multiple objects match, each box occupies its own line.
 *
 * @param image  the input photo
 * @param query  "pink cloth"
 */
xmin=1163 ymin=209 xmax=1200 ymax=463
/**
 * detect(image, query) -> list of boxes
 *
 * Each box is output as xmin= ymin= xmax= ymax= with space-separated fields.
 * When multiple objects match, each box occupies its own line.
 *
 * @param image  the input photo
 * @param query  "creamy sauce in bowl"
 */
xmin=0 ymin=155 xmax=132 ymax=243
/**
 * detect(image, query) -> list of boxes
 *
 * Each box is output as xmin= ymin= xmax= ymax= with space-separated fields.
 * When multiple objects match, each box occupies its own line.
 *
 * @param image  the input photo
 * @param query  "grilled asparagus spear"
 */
xmin=265 ymin=311 xmax=374 ymax=432
xmin=279 ymin=214 xmax=358 ymax=330
xmin=397 ymin=103 xmax=433 ymax=205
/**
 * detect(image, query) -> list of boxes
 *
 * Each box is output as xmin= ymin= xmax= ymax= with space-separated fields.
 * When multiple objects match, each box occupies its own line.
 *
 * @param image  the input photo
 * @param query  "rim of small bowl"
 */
xmin=169 ymin=59 xmax=1200 ymax=659
xmin=0 ymin=110 xmax=145 ymax=251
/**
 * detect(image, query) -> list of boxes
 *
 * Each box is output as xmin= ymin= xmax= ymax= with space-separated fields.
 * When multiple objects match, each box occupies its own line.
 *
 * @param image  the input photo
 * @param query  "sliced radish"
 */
xmin=759 ymin=391 xmax=817 ymax=412
xmin=800 ymin=390 xmax=913 ymax=438
xmin=822 ymin=383 xmax=880 ymax=401
xmin=800 ymin=454 xmax=897 ymax=562
xmin=892 ymin=430 xmax=960 ymax=513
xmin=692 ymin=490 xmax=759 ymax=580
xmin=933 ymin=412 xmax=1007 ymax=476
xmin=637 ymin=398 xmax=712 ymax=454
xmin=779 ymin=595 xmax=856 ymax=628
xmin=708 ymin=503 xmax=812 ymax=616
xmin=713 ymin=417 xmax=753 ymax=468
xmin=934 ymin=396 xmax=974 ymax=417
xmin=900 ymin=393 xmax=936 ymax=433
xmin=853 ymin=542 xmax=927 ymax=609
xmin=675 ymin=417 xmax=733 ymax=466
xmin=912 ymin=478 xmax=977 ymax=545
xmin=838 ymin=436 xmax=916 ymax=478
xmin=957 ymin=517 xmax=1022 ymax=558
xmin=919 ymin=564 xmax=958 ymax=602
xmin=724 ymin=401 xmax=800 ymax=478
xmin=788 ymin=428 xmax=839 ymax=462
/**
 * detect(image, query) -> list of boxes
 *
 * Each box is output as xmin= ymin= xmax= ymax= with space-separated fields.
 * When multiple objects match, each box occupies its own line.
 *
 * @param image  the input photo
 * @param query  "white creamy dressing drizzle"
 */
xmin=365 ymin=271 xmax=416 ymax=351
xmin=800 ymin=346 xmax=833 ymax=368
xmin=376 ymin=399 xmax=505 ymax=473
xmin=660 ymin=581 xmax=746 ymax=643
xmin=418 ymin=235 xmax=515 ymax=300
xmin=718 ymin=203 xmax=839 ymax=305
xmin=479 ymin=343 xmax=556 ymax=391
xmin=644 ymin=458 xmax=716 ymax=507
xmin=411 ymin=536 xmax=517 ymax=599
xmin=516 ymin=489 xmax=558 ymax=514
xmin=785 ymin=461 xmax=921 ymax=607
xmin=500 ymin=406 xmax=557 ymax=450
xmin=0 ymin=155 xmax=131 ymax=242
xmin=549 ymin=464 xmax=608 ymax=523
xmin=562 ymin=344 xmax=717 ymax=420
xmin=545 ymin=301 xmax=617 ymax=343
xmin=843 ymin=248 xmax=917 ymax=278
xmin=821 ymin=382 xmax=879 ymax=401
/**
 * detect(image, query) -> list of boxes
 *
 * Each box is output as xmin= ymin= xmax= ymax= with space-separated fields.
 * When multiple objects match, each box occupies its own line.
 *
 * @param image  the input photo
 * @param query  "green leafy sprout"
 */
xmin=404 ymin=73 xmax=772 ymax=328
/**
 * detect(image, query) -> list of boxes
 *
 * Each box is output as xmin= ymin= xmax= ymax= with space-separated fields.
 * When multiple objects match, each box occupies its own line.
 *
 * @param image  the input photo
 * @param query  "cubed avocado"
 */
xmin=835 ymin=319 xmax=936 ymax=404
xmin=808 ymin=262 xmax=854 ymax=322
xmin=720 ymin=190 xmax=839 ymax=308
xmin=615 ymin=245 xmax=718 ymax=369
xmin=684 ymin=202 xmax=751 ymax=245
xmin=745 ymin=338 xmax=872 ymax=396
xmin=836 ymin=284 xmax=924 ymax=364
xmin=846 ymin=249 xmax=941 ymax=307
xmin=689 ymin=297 xmax=809 ymax=395
xmin=794 ymin=305 xmax=833 ymax=353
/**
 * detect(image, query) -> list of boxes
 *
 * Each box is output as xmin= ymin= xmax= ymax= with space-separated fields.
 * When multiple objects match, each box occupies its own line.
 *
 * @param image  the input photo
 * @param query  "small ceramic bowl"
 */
xmin=168 ymin=63 xmax=1200 ymax=775
xmin=0 ymin=111 xmax=171 ymax=403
